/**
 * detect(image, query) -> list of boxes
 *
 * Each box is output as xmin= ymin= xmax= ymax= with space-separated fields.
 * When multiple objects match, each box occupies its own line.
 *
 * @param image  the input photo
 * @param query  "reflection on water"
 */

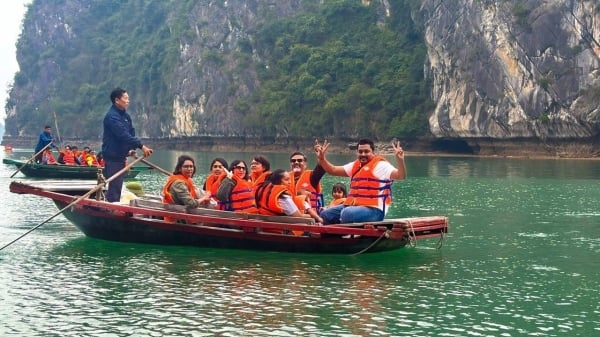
xmin=1 ymin=150 xmax=599 ymax=336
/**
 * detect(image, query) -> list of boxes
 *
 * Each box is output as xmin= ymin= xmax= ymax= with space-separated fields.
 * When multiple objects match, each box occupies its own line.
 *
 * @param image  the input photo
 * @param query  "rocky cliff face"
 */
xmin=3 ymin=0 xmax=600 ymax=156
xmin=421 ymin=0 xmax=600 ymax=139
xmin=167 ymin=0 xmax=306 ymax=137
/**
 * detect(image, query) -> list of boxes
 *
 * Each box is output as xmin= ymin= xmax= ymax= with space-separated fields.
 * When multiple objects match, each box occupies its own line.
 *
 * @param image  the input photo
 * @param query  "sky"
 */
xmin=0 ymin=0 xmax=31 ymax=124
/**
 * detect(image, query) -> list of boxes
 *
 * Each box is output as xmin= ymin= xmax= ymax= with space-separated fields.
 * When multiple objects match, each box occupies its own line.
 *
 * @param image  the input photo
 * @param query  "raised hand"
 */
xmin=392 ymin=139 xmax=404 ymax=159
xmin=314 ymin=138 xmax=330 ymax=161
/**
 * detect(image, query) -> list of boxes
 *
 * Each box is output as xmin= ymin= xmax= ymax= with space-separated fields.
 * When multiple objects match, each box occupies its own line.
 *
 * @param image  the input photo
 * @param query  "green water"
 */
xmin=1 ymin=149 xmax=598 ymax=336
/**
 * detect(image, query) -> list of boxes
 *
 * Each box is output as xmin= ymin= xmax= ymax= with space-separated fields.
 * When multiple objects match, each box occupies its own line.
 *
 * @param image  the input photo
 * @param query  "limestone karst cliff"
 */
xmin=2 ymin=0 xmax=599 ymax=156
xmin=421 ymin=0 xmax=600 ymax=140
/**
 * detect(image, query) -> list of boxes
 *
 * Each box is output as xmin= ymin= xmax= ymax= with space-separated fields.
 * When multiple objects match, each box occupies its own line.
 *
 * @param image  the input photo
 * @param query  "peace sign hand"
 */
xmin=392 ymin=139 xmax=404 ymax=159
xmin=314 ymin=138 xmax=330 ymax=161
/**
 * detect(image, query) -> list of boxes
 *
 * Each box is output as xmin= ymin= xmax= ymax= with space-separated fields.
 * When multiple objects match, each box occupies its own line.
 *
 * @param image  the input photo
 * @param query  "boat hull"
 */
xmin=3 ymin=158 xmax=150 ymax=179
xmin=10 ymin=181 xmax=448 ymax=254
xmin=56 ymin=201 xmax=408 ymax=254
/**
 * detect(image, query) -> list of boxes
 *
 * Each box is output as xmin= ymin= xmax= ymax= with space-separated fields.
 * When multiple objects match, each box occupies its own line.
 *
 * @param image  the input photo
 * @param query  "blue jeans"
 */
xmin=104 ymin=160 xmax=126 ymax=202
xmin=320 ymin=205 xmax=384 ymax=224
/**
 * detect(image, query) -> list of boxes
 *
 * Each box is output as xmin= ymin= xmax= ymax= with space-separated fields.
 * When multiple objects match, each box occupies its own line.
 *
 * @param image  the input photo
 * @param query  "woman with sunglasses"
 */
xmin=217 ymin=160 xmax=258 ymax=213
xmin=162 ymin=155 xmax=213 ymax=221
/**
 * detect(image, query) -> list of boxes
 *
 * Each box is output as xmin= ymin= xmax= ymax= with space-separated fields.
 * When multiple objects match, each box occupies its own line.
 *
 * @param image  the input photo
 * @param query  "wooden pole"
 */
xmin=52 ymin=111 xmax=62 ymax=148
xmin=9 ymin=142 xmax=52 ymax=178
xmin=140 ymin=158 xmax=172 ymax=176
xmin=0 ymin=155 xmax=146 ymax=251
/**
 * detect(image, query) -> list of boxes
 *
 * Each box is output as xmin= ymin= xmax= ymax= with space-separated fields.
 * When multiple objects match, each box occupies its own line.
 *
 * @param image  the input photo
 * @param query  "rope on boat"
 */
xmin=96 ymin=169 xmax=106 ymax=201
xmin=405 ymin=219 xmax=417 ymax=248
xmin=435 ymin=217 xmax=449 ymax=249
xmin=436 ymin=231 xmax=446 ymax=249
xmin=351 ymin=230 xmax=390 ymax=256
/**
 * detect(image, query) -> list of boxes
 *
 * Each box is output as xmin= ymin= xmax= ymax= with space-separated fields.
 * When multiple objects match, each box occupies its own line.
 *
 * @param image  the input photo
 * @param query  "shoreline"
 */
xmin=2 ymin=136 xmax=599 ymax=160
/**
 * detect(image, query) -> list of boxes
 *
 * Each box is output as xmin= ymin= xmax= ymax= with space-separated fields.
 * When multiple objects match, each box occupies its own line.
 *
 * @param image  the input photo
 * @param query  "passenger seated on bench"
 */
xmin=41 ymin=148 xmax=58 ymax=165
xmin=255 ymin=169 xmax=315 ymax=221
xmin=162 ymin=155 xmax=213 ymax=222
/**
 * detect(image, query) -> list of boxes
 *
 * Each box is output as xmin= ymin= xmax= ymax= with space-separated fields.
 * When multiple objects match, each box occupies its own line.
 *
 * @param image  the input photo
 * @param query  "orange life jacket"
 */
xmin=162 ymin=174 xmax=199 ymax=222
xmin=228 ymin=176 xmax=258 ymax=213
xmin=42 ymin=149 xmax=57 ymax=164
xmin=328 ymin=198 xmax=346 ymax=207
xmin=205 ymin=173 xmax=225 ymax=196
xmin=255 ymin=183 xmax=290 ymax=216
xmin=60 ymin=149 xmax=76 ymax=165
xmin=82 ymin=152 xmax=100 ymax=167
xmin=75 ymin=151 xmax=85 ymax=165
xmin=289 ymin=170 xmax=323 ymax=209
xmin=250 ymin=170 xmax=271 ymax=188
xmin=344 ymin=156 xmax=392 ymax=212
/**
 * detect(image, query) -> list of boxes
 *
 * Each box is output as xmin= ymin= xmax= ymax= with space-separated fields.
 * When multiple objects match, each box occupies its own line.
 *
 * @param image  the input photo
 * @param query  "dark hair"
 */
xmin=331 ymin=182 xmax=348 ymax=197
xmin=252 ymin=155 xmax=270 ymax=171
xmin=210 ymin=157 xmax=228 ymax=170
xmin=110 ymin=88 xmax=127 ymax=104
xmin=357 ymin=138 xmax=375 ymax=151
xmin=44 ymin=125 xmax=51 ymax=129
xmin=229 ymin=159 xmax=250 ymax=180
xmin=289 ymin=151 xmax=307 ymax=161
xmin=173 ymin=155 xmax=196 ymax=176
xmin=268 ymin=169 xmax=288 ymax=185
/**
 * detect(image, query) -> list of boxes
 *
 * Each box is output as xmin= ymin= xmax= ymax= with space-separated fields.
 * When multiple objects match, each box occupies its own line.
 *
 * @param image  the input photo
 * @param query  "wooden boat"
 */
xmin=2 ymin=158 xmax=151 ymax=179
xmin=9 ymin=181 xmax=449 ymax=254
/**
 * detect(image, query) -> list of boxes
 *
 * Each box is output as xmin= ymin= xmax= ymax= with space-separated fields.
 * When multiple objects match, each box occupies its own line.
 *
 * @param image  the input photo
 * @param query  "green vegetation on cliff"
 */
xmin=6 ymin=0 xmax=431 ymax=141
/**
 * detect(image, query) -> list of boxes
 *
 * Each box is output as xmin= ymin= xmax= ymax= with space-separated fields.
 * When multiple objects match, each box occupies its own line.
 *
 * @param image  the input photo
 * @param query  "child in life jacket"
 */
xmin=328 ymin=182 xmax=347 ymax=207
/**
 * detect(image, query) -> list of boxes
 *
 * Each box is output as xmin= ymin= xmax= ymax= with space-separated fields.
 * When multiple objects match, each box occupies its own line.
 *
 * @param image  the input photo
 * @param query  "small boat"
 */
xmin=2 ymin=158 xmax=152 ymax=179
xmin=9 ymin=181 xmax=449 ymax=254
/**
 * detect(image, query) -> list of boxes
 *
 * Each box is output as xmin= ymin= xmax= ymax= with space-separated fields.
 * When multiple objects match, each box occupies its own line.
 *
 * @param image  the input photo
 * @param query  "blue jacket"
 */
xmin=101 ymin=104 xmax=143 ymax=161
xmin=34 ymin=131 xmax=55 ymax=153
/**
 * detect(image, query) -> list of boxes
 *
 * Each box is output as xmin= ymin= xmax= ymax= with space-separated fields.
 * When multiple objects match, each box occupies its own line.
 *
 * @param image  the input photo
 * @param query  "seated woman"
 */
xmin=249 ymin=155 xmax=271 ymax=187
xmin=57 ymin=145 xmax=76 ymax=165
xmin=255 ymin=169 xmax=315 ymax=220
xmin=203 ymin=157 xmax=228 ymax=206
xmin=217 ymin=159 xmax=258 ymax=213
xmin=162 ymin=155 xmax=212 ymax=222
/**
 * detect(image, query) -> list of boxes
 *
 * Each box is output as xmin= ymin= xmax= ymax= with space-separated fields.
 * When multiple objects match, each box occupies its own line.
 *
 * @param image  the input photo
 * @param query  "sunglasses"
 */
xmin=233 ymin=166 xmax=247 ymax=170
xmin=290 ymin=158 xmax=304 ymax=163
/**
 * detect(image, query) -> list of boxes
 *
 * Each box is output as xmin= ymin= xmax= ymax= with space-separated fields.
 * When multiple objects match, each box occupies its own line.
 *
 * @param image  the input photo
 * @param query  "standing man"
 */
xmin=34 ymin=125 xmax=56 ymax=163
xmin=289 ymin=148 xmax=325 ymax=210
xmin=315 ymin=138 xmax=406 ymax=224
xmin=102 ymin=88 xmax=153 ymax=202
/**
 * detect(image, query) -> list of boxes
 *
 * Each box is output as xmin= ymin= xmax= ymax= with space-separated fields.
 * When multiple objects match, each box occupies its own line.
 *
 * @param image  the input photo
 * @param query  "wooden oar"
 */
xmin=0 ymin=155 xmax=146 ymax=251
xmin=9 ymin=142 xmax=52 ymax=178
xmin=140 ymin=158 xmax=172 ymax=176
xmin=52 ymin=111 xmax=62 ymax=148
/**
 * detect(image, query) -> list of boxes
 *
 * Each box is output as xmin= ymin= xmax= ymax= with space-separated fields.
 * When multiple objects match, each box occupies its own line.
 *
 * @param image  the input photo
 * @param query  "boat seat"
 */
xmin=130 ymin=198 xmax=315 ymax=225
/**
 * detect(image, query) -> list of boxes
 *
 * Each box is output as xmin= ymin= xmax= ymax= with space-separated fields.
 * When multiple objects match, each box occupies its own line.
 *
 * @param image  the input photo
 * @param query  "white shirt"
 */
xmin=342 ymin=160 xmax=396 ymax=214
xmin=279 ymin=194 xmax=300 ymax=215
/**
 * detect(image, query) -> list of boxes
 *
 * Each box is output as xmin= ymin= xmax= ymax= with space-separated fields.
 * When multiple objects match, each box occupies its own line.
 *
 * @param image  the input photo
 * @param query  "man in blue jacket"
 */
xmin=34 ymin=125 xmax=56 ymax=163
xmin=102 ymin=88 xmax=153 ymax=202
